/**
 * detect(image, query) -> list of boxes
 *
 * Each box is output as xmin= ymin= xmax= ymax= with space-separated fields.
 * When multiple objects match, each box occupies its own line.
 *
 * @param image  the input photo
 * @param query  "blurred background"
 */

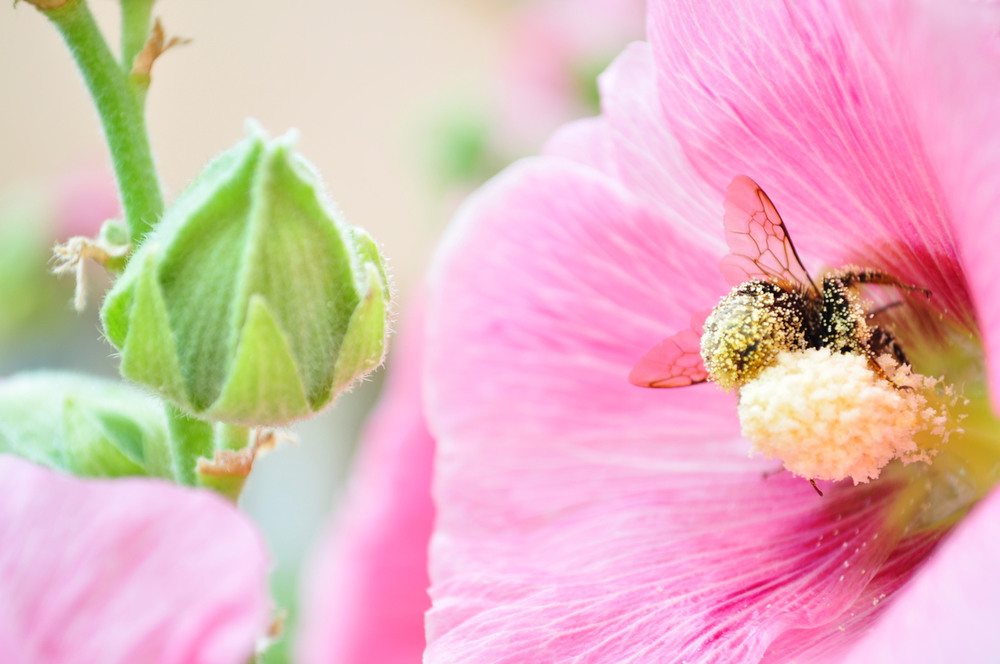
xmin=0 ymin=0 xmax=643 ymax=660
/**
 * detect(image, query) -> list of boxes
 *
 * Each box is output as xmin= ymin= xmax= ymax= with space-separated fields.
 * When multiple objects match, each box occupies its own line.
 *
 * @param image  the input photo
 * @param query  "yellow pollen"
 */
xmin=737 ymin=348 xmax=958 ymax=484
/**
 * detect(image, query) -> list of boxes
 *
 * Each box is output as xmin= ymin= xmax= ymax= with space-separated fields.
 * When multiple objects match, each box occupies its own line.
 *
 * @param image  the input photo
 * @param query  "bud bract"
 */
xmin=0 ymin=372 xmax=171 ymax=478
xmin=101 ymin=123 xmax=391 ymax=426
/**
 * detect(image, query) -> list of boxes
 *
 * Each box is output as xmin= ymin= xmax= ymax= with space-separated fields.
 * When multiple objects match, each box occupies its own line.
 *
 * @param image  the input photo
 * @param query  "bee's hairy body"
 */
xmin=700 ymin=269 xmax=905 ymax=391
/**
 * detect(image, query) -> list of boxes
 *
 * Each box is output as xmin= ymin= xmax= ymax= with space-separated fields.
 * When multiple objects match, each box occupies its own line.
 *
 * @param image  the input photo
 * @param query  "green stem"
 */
xmin=40 ymin=0 xmax=163 ymax=243
xmin=119 ymin=0 xmax=154 ymax=73
xmin=216 ymin=423 xmax=252 ymax=451
xmin=163 ymin=403 xmax=214 ymax=485
xmin=119 ymin=0 xmax=155 ymax=109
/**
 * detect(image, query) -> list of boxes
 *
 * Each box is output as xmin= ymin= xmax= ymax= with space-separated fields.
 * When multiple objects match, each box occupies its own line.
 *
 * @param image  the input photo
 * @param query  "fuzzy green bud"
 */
xmin=101 ymin=123 xmax=391 ymax=426
xmin=0 ymin=372 xmax=171 ymax=479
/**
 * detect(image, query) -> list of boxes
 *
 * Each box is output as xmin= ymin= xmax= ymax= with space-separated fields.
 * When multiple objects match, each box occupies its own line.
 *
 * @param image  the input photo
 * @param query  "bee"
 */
xmin=629 ymin=176 xmax=927 ymax=493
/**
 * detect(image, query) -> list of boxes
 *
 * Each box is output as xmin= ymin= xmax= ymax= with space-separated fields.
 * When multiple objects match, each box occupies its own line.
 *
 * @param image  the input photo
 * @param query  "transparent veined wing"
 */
xmin=719 ymin=175 xmax=818 ymax=295
xmin=629 ymin=310 xmax=710 ymax=388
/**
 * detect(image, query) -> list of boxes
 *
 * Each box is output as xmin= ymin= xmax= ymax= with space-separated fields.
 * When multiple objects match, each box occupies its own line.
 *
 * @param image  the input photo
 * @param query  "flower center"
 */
xmin=734 ymin=307 xmax=1000 ymax=532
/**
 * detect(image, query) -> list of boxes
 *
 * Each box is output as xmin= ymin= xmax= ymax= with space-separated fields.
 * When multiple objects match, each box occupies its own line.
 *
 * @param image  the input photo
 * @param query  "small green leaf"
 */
xmin=62 ymin=399 xmax=146 ymax=477
xmin=0 ymin=372 xmax=169 ymax=478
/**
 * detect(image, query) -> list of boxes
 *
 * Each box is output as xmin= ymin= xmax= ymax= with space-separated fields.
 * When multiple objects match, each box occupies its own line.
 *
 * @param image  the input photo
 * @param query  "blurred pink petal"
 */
xmin=0 ymin=455 xmax=269 ymax=664
xmin=297 ymin=304 xmax=434 ymax=664
xmin=53 ymin=167 xmax=120 ymax=239
xmin=497 ymin=0 xmax=646 ymax=151
xmin=422 ymin=0 xmax=1000 ymax=661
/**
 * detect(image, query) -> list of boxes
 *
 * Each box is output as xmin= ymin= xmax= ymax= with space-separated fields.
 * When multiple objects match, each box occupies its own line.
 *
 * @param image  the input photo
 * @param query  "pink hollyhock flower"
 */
xmin=421 ymin=0 xmax=1000 ymax=661
xmin=0 ymin=455 xmax=270 ymax=663
xmin=297 ymin=304 xmax=435 ymax=664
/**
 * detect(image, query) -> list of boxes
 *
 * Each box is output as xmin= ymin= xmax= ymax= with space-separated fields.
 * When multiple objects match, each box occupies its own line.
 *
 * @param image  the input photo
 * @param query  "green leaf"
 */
xmin=0 ymin=372 xmax=169 ymax=478
xmin=62 ymin=399 xmax=146 ymax=477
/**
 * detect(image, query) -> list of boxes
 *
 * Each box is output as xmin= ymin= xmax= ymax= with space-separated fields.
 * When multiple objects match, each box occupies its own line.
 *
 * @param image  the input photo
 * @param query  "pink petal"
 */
xmin=597 ymin=42 xmax=722 ymax=249
xmin=423 ymin=2 xmax=999 ymax=660
xmin=53 ymin=167 xmax=120 ymax=239
xmin=647 ymin=0 xmax=973 ymax=329
xmin=542 ymin=117 xmax=620 ymax=179
xmin=427 ymin=158 xmax=730 ymax=450
xmin=837 ymin=486 xmax=1000 ymax=662
xmin=424 ymin=156 xmax=933 ymax=661
xmin=0 ymin=455 xmax=269 ymax=664
xmin=426 ymin=474 xmax=918 ymax=663
xmin=848 ymin=0 xmax=1000 ymax=410
xmin=297 ymin=303 xmax=434 ymax=664
xmin=544 ymin=44 xmax=723 ymax=252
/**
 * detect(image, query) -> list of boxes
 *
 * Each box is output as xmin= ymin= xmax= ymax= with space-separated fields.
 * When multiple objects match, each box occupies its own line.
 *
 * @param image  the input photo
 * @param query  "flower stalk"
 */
xmin=33 ymin=0 xmax=163 ymax=243
xmin=119 ymin=0 xmax=155 ymax=78
xmin=163 ymin=403 xmax=214 ymax=486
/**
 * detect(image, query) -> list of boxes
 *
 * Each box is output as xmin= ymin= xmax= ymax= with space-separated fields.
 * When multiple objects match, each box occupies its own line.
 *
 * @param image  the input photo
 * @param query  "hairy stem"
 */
xmin=40 ymin=0 xmax=163 ymax=243
xmin=120 ymin=0 xmax=155 ymax=83
xmin=164 ymin=403 xmax=214 ymax=486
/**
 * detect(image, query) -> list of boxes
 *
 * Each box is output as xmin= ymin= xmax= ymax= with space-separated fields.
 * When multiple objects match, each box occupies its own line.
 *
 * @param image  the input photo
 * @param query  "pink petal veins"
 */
xmin=849 ymin=0 xmax=1000 ymax=408
xmin=648 ymin=0 xmax=972 ymax=327
xmin=837 ymin=486 xmax=1000 ymax=662
xmin=0 ymin=456 xmax=269 ymax=664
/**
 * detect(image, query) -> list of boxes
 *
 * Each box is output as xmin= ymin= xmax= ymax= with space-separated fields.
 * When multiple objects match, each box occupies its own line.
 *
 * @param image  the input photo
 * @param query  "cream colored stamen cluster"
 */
xmin=738 ymin=348 xmax=960 ymax=484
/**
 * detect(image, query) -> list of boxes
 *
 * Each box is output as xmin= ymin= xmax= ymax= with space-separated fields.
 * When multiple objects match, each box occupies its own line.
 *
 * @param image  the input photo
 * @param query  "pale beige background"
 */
xmin=2 ymin=0 xmax=508 ymax=300
xmin=1 ymin=0 xmax=510 ymax=647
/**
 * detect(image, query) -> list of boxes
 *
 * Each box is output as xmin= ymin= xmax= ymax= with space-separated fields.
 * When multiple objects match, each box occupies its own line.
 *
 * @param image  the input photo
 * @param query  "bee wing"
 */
xmin=629 ymin=310 xmax=711 ymax=388
xmin=719 ymin=175 xmax=819 ymax=295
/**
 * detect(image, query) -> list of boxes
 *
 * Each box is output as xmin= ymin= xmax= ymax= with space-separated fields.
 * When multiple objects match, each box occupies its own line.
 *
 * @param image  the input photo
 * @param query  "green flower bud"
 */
xmin=101 ymin=123 xmax=391 ymax=426
xmin=0 ymin=372 xmax=171 ymax=478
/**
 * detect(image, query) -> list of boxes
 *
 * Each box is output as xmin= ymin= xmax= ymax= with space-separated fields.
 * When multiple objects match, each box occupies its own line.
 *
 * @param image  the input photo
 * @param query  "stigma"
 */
xmin=737 ymin=348 xmax=962 ymax=485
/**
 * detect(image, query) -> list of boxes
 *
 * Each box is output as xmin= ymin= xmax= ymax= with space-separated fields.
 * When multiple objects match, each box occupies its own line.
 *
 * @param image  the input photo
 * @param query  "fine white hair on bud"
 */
xmin=737 ymin=348 xmax=962 ymax=485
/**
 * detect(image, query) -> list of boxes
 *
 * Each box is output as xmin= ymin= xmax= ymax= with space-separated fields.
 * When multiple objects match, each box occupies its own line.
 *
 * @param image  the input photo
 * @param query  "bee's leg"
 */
xmin=864 ymin=348 xmax=915 ymax=392
xmin=832 ymin=268 xmax=932 ymax=299
xmin=763 ymin=468 xmax=824 ymax=495
xmin=867 ymin=301 xmax=904 ymax=319
xmin=867 ymin=326 xmax=909 ymax=365
xmin=761 ymin=465 xmax=784 ymax=480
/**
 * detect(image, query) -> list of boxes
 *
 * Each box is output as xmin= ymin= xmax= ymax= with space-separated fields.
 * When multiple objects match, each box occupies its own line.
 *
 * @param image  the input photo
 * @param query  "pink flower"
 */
xmin=420 ymin=0 xmax=1000 ymax=661
xmin=297 ymin=304 xmax=435 ymax=664
xmin=0 ymin=455 xmax=270 ymax=663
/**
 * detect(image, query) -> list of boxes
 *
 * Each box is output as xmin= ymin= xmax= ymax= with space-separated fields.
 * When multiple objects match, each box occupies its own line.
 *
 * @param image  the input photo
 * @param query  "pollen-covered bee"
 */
xmin=629 ymin=175 xmax=926 ymax=393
